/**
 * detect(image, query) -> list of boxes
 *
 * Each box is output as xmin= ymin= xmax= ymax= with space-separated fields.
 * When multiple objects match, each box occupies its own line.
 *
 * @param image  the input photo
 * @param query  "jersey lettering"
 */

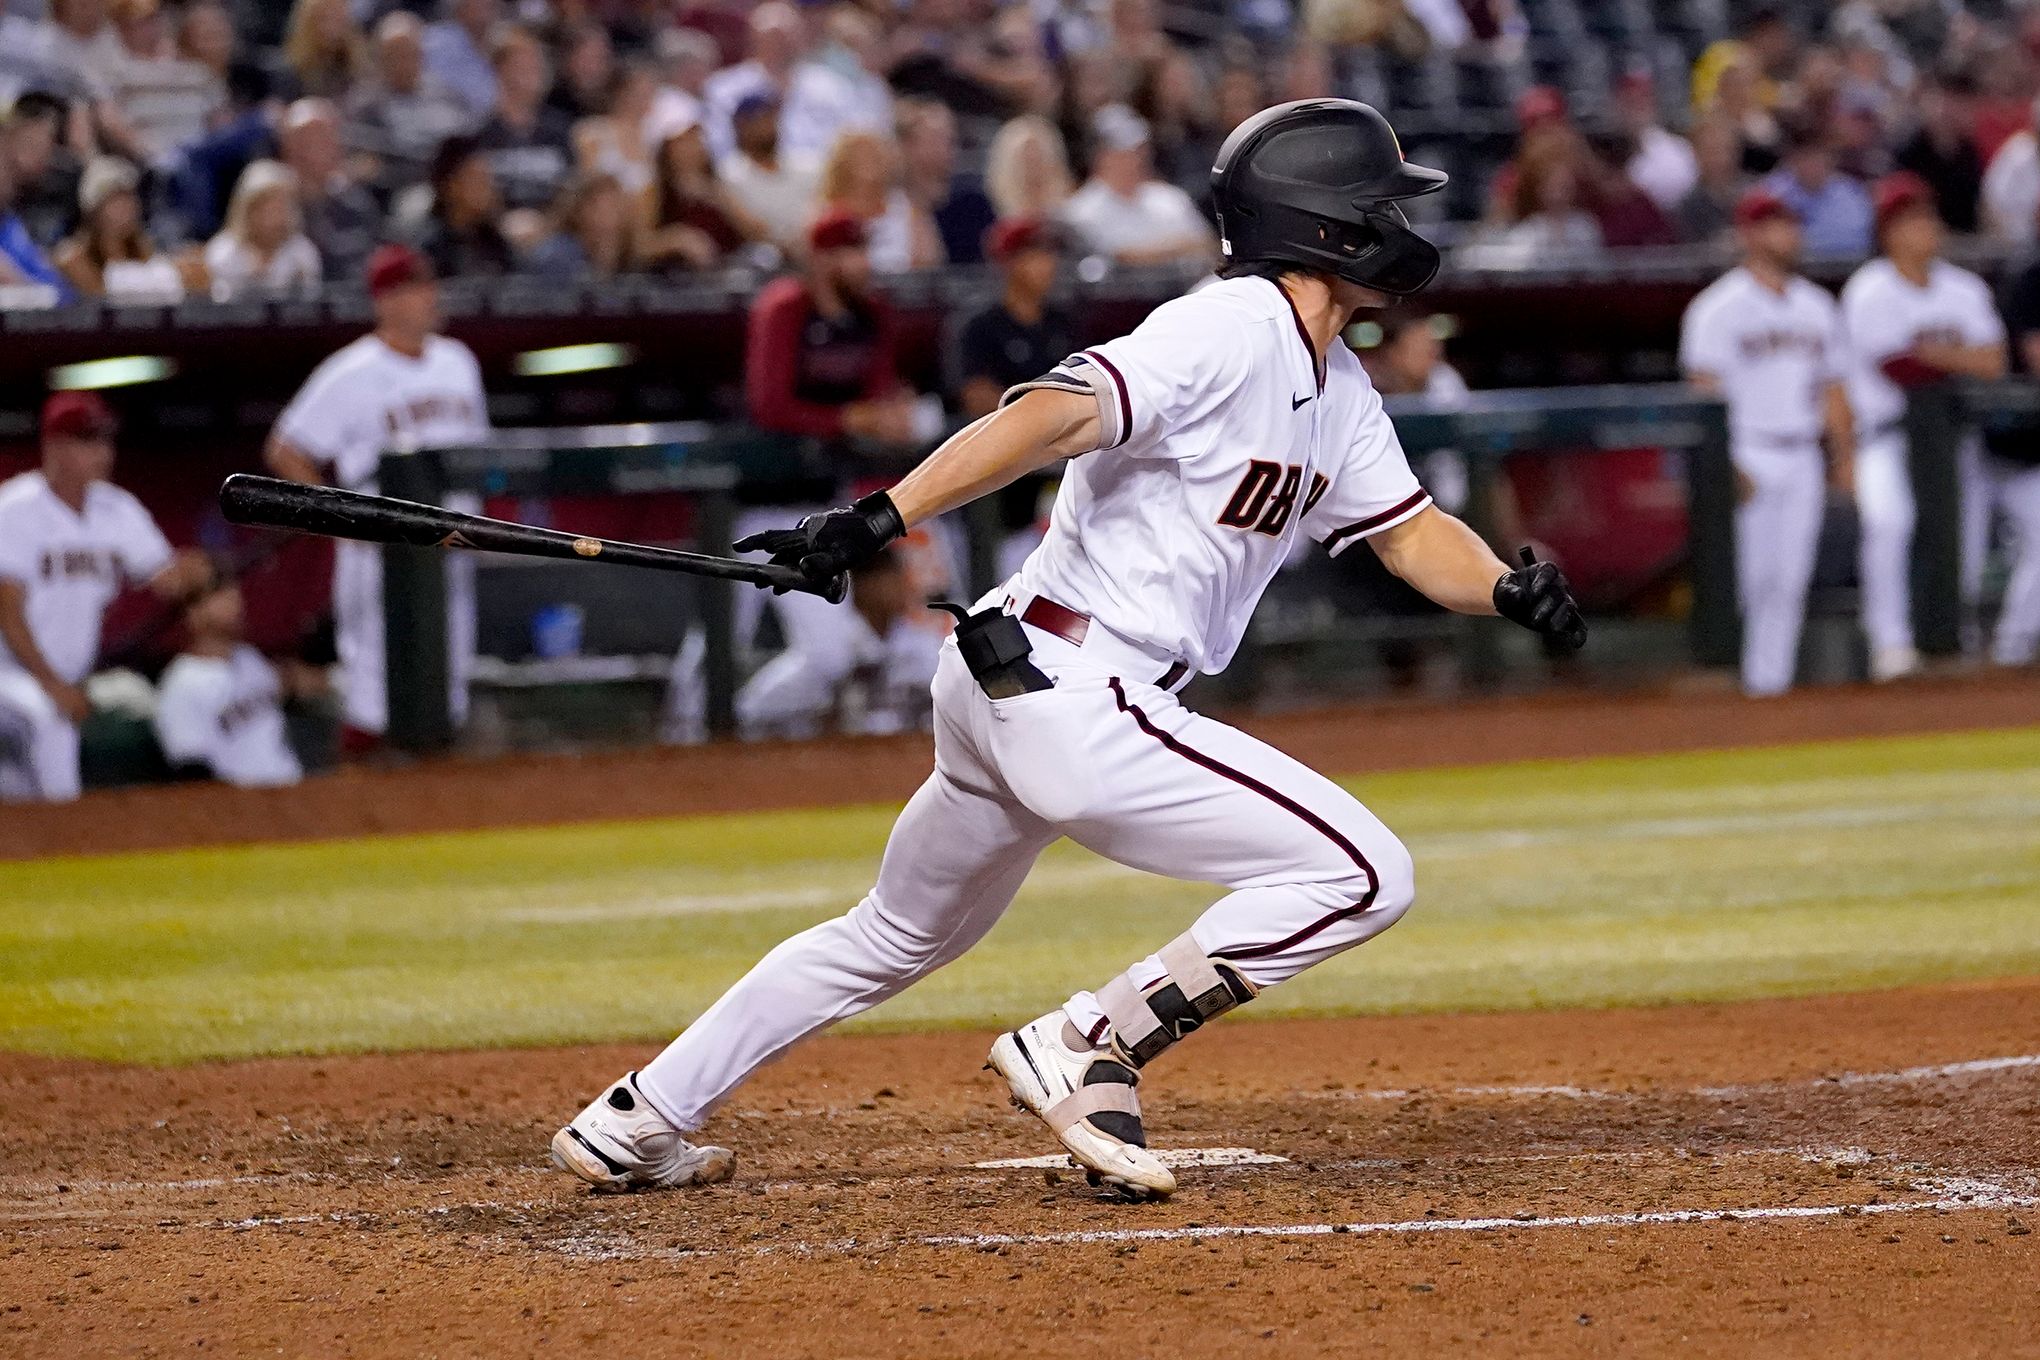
xmin=40 ymin=548 xmax=116 ymax=582
xmin=1216 ymin=460 xmax=1283 ymax=529
xmin=1218 ymin=462 xmax=1315 ymax=537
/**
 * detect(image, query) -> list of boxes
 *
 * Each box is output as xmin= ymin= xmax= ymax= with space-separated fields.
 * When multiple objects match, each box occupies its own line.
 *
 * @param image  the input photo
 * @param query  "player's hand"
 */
xmin=734 ymin=490 xmax=905 ymax=593
xmin=1493 ymin=549 xmax=1587 ymax=652
xmin=42 ymin=678 xmax=91 ymax=724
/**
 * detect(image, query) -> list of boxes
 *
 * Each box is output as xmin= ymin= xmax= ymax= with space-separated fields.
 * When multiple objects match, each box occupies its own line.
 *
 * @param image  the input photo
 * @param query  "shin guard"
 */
xmin=1095 ymin=932 xmax=1258 ymax=1069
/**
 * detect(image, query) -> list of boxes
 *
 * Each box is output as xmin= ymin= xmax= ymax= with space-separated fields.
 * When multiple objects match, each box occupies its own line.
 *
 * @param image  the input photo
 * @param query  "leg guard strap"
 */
xmin=1096 ymin=931 xmax=1258 ymax=1068
xmin=1043 ymin=1080 xmax=1142 ymax=1135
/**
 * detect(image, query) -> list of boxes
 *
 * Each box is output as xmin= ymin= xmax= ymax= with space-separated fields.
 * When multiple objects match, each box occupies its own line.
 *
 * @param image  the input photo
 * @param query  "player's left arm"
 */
xmin=1822 ymin=381 xmax=1855 ymax=494
xmin=1371 ymin=506 xmax=1587 ymax=650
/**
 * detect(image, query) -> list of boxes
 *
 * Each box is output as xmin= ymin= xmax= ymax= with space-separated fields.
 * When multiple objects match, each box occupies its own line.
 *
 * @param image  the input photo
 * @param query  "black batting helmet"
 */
xmin=1211 ymin=99 xmax=1448 ymax=296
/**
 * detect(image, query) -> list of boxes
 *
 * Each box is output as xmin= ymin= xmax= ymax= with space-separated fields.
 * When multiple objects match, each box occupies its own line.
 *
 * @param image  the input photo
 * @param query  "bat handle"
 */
xmin=1518 ymin=545 xmax=1539 ymax=569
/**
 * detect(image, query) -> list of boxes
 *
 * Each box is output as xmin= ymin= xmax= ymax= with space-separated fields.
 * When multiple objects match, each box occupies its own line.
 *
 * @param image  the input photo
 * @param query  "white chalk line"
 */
xmin=974 ymin=1147 xmax=1288 ymax=1171
xmin=1329 ymin=1053 xmax=2040 ymax=1105
xmin=497 ymin=793 xmax=2039 ymax=923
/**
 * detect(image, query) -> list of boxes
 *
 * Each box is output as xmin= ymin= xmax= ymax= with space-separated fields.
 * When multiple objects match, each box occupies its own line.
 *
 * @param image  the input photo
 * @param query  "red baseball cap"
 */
xmin=1733 ymin=186 xmax=1796 ymax=228
xmin=365 ymin=243 xmax=434 ymax=297
xmin=42 ymin=390 xmax=118 ymax=441
xmin=808 ymin=208 xmax=867 ymax=253
xmin=985 ymin=216 xmax=1059 ymax=262
xmin=1873 ymin=171 xmax=1936 ymax=235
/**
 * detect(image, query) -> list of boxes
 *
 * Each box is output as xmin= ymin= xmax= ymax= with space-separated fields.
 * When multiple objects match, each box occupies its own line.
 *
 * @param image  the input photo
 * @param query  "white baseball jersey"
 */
xmin=1007 ymin=275 xmax=1430 ymax=675
xmin=275 ymin=332 xmax=489 ymax=736
xmin=155 ymin=645 xmax=303 ymax=788
xmin=1679 ymin=267 xmax=1845 ymax=446
xmin=276 ymin=334 xmax=489 ymax=491
xmin=1840 ymin=258 xmax=2005 ymax=435
xmin=0 ymin=471 xmax=171 ymax=685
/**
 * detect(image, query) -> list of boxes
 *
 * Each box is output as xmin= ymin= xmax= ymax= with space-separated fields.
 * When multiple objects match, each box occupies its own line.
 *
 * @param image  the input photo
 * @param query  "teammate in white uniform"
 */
xmin=265 ymin=244 xmax=490 ymax=745
xmin=155 ymin=580 xmax=305 ymax=788
xmin=1841 ymin=174 xmax=2009 ymax=681
xmin=1680 ymin=187 xmax=1854 ymax=697
xmin=551 ymin=102 xmax=1586 ymax=1201
xmin=0 ymin=393 xmax=208 ymax=802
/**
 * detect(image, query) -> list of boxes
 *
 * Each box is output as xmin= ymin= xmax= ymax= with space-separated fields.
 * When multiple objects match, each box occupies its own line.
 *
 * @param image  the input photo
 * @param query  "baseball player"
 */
xmin=1841 ymin=173 xmax=2008 ymax=681
xmin=552 ymin=100 xmax=1586 ymax=1201
xmin=1680 ymin=187 xmax=1854 ymax=697
xmin=0 ymin=393 xmax=209 ymax=802
xmin=264 ymin=244 xmax=489 ymax=748
xmin=154 ymin=579 xmax=306 ymax=789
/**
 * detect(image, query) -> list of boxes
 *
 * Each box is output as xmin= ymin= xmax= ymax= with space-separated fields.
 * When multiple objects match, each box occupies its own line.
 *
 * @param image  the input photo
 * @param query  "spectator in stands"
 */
xmin=1760 ymin=121 xmax=1873 ymax=257
xmin=525 ymin=170 xmax=639 ymax=279
xmin=2 ymin=94 xmax=80 ymax=248
xmin=280 ymin=98 xmax=380 ymax=283
xmin=718 ymin=91 xmax=816 ymax=250
xmin=702 ymin=2 xmax=864 ymax=163
xmin=422 ymin=0 xmax=499 ymax=121
xmin=898 ymin=98 xmax=992 ymax=266
xmin=476 ymin=26 xmax=573 ymax=213
xmin=953 ymin=217 xmax=1071 ymax=419
xmin=101 ymin=0 xmax=222 ymax=170
xmin=154 ymin=578 xmax=306 ymax=789
xmin=1701 ymin=50 xmax=1782 ymax=175
xmin=1616 ymin=68 xmax=1698 ymax=214
xmin=816 ymin=127 xmax=940 ymax=274
xmin=280 ymin=0 xmax=363 ymax=101
xmin=54 ymin=155 xmax=193 ymax=299
xmin=816 ymin=7 xmax=893 ymax=137
xmin=651 ymin=26 xmax=718 ymax=128
xmin=409 ymin=132 xmax=514 ymax=277
xmin=1058 ymin=104 xmax=1213 ymax=267
xmin=1132 ymin=48 xmax=1218 ymax=207
xmin=1213 ymin=59 xmax=1266 ymax=141
xmin=205 ymin=159 xmax=320 ymax=294
xmin=1478 ymin=141 xmax=1600 ymax=263
xmin=1983 ymin=94 xmax=2040 ymax=245
xmin=744 ymin=207 xmax=915 ymax=444
xmin=0 ymin=392 xmax=208 ymax=803
xmin=1676 ymin=115 xmax=1750 ymax=242
xmin=1896 ymin=69 xmax=1983 ymax=234
xmin=31 ymin=0 xmax=124 ymax=100
xmin=984 ymin=114 xmax=1073 ymax=222
xmin=0 ymin=152 xmax=71 ymax=300
xmin=646 ymin=118 xmax=765 ymax=271
xmin=162 ymin=53 xmax=272 ymax=241
xmin=546 ymin=20 xmax=613 ymax=124
xmin=176 ymin=0 xmax=235 ymax=83
xmin=573 ymin=59 xmax=660 ymax=199
xmin=346 ymin=12 xmax=474 ymax=184
xmin=1484 ymin=85 xmax=1577 ymax=223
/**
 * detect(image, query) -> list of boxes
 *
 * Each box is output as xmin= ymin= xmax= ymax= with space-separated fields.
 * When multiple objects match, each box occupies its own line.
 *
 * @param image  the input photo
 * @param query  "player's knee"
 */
xmin=845 ymin=893 xmax=948 ymax=975
xmin=1364 ymin=833 xmax=1417 ymax=923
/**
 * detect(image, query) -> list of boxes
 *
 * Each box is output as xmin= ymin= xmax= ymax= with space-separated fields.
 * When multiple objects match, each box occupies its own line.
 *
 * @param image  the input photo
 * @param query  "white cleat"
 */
xmin=549 ymin=1071 xmax=735 ymax=1193
xmin=987 ymin=1013 xmax=1176 ymax=1202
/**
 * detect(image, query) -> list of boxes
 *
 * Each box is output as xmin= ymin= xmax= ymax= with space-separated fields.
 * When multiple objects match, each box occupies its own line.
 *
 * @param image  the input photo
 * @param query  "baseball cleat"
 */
xmin=549 ymin=1071 xmax=735 ymax=1193
xmin=986 ymin=1013 xmax=1175 ymax=1201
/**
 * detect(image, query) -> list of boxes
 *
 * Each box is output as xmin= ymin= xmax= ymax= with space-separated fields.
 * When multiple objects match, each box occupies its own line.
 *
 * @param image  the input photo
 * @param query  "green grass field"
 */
xmin=4 ymin=727 xmax=2038 ymax=1065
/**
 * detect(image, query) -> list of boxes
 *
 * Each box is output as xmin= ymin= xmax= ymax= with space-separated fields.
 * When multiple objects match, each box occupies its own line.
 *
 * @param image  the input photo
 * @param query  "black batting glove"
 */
xmin=733 ymin=490 xmax=905 ymax=594
xmin=1493 ymin=548 xmax=1587 ymax=652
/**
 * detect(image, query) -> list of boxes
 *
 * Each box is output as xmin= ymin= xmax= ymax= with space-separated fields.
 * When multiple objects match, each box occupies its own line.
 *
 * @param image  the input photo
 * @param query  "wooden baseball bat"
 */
xmin=217 ymin=474 xmax=845 ymax=602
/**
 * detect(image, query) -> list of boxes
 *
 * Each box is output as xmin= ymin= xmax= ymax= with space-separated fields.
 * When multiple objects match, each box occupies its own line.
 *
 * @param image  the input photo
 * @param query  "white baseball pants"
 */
xmin=638 ymin=609 xmax=1416 ymax=1130
xmin=1733 ymin=441 xmax=1826 ymax=697
xmin=1855 ymin=432 xmax=2040 ymax=662
xmin=0 ymin=667 xmax=80 ymax=802
xmin=332 ymin=541 xmax=475 ymax=736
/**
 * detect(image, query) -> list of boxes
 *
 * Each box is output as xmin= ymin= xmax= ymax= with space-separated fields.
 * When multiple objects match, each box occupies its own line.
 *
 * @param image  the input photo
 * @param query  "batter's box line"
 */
xmin=1319 ymin=1053 xmax=2040 ymax=1105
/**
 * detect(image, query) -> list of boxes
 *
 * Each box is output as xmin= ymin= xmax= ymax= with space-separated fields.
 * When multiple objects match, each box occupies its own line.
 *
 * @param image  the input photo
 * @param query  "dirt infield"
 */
xmin=9 ymin=668 xmax=2040 ymax=860
xmin=3 ymin=980 xmax=2037 ymax=1358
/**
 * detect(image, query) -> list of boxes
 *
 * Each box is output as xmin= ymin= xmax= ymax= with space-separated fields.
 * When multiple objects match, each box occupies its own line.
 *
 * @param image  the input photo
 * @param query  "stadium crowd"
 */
xmin=8 ymin=1 xmax=2040 ymax=305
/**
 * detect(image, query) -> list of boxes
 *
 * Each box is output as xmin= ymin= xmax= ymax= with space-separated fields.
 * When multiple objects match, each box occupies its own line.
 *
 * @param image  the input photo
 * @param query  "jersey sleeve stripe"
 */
xmin=1079 ymin=349 xmax=1134 ymax=449
xmin=1323 ymin=489 xmax=1432 ymax=555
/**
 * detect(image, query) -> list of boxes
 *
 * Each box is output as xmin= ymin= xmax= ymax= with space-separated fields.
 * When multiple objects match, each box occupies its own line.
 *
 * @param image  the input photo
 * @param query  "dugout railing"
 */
xmin=375 ymin=389 xmax=1742 ymax=753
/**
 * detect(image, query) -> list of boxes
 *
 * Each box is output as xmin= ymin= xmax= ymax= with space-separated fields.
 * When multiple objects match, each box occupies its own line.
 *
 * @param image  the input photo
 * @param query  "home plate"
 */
xmin=974 ymin=1147 xmax=1289 ymax=1171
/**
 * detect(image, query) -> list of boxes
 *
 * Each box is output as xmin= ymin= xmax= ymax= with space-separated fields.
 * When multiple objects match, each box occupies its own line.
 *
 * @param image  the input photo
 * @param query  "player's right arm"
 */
xmin=264 ymin=434 xmax=327 ymax=486
xmin=0 ymin=580 xmax=88 ymax=722
xmin=888 ymin=389 xmax=1098 ymax=526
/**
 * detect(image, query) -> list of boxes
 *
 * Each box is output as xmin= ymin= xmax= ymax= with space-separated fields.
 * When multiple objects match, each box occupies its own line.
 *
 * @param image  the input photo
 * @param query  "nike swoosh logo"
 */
xmin=1292 ymin=393 xmax=1312 ymax=410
